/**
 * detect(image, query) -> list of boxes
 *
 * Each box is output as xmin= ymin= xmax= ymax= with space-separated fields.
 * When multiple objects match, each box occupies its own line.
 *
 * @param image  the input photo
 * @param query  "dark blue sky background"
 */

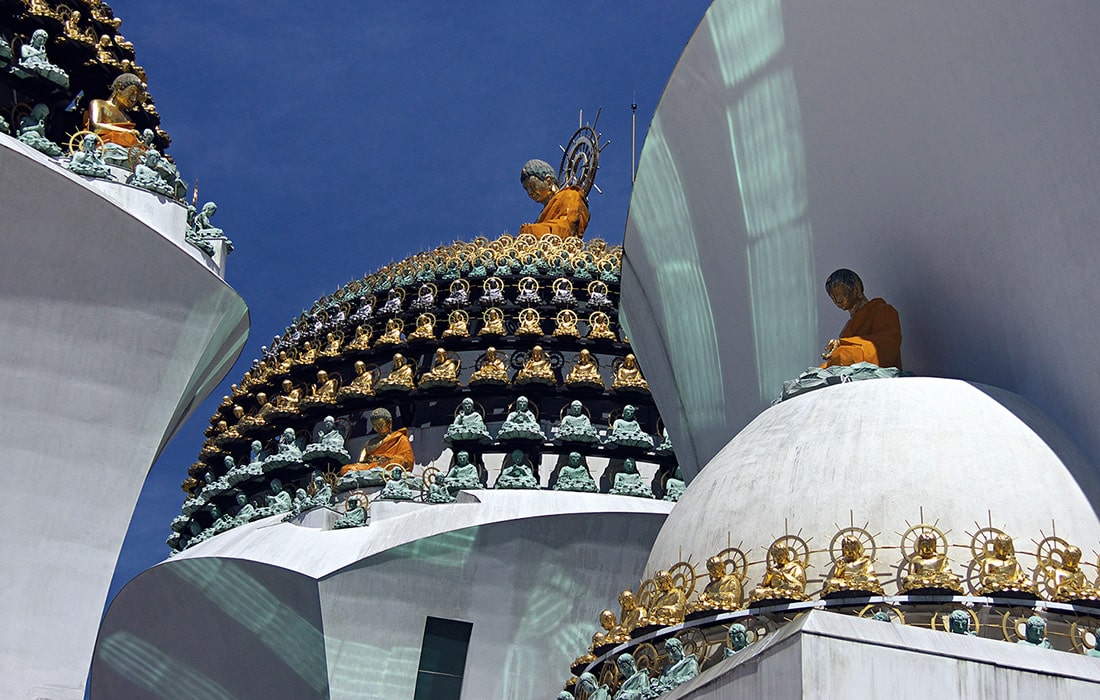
xmin=104 ymin=0 xmax=713 ymax=603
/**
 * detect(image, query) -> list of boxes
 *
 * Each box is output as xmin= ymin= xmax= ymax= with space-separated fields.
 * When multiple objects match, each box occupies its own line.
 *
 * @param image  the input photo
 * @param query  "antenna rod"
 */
xmin=631 ymin=92 xmax=638 ymax=183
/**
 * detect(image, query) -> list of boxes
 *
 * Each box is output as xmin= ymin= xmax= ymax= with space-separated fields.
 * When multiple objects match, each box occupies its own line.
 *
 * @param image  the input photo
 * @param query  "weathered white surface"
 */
xmin=669 ymin=610 xmax=1100 ymax=699
xmin=647 ymin=378 xmax=1100 ymax=585
xmin=0 ymin=138 xmax=248 ymax=699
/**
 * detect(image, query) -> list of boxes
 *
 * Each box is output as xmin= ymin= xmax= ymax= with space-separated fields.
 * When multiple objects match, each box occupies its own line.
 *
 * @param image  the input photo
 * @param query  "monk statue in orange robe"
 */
xmin=518 ymin=159 xmax=589 ymax=239
xmin=820 ymin=269 xmax=902 ymax=370
xmin=339 ymin=407 xmax=414 ymax=476
xmin=86 ymin=73 xmax=146 ymax=148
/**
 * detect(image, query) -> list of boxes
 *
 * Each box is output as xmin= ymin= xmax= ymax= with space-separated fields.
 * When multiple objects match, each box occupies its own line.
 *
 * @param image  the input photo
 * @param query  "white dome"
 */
xmin=646 ymin=378 xmax=1100 ymax=591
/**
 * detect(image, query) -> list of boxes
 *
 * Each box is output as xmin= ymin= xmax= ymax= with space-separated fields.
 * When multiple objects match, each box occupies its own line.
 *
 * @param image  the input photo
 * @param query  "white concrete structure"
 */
xmin=91 ymin=491 xmax=672 ymax=699
xmin=667 ymin=610 xmax=1100 ymax=699
xmin=0 ymin=136 xmax=248 ymax=700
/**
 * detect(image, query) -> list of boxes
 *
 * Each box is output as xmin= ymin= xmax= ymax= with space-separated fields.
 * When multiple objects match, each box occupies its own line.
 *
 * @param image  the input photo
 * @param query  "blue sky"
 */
xmin=105 ymin=1 xmax=713 ymax=603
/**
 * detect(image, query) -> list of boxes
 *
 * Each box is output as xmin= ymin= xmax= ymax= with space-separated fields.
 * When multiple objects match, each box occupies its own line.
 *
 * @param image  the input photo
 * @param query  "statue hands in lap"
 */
xmin=494 ymin=448 xmax=538 ymax=489
xmin=496 ymin=396 xmax=546 ymax=442
xmin=518 ymin=158 xmax=589 ymax=240
xmin=609 ymin=458 xmax=653 ymax=498
xmin=820 ymin=268 xmax=902 ymax=370
xmin=554 ymin=451 xmax=597 ymax=492
xmin=444 ymin=398 xmax=491 ymax=445
xmin=443 ymin=450 xmax=483 ymax=491
xmin=555 ymin=399 xmax=600 ymax=444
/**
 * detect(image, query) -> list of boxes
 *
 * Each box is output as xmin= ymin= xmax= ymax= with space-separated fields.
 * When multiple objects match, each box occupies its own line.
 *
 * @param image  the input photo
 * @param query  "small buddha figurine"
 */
xmin=948 ymin=610 xmax=976 ymax=636
xmin=555 ymin=400 xmax=601 ymax=444
xmin=516 ymin=276 xmax=541 ymax=305
xmin=822 ymin=536 xmax=883 ymax=596
xmin=375 ymin=318 xmax=404 ymax=346
xmin=591 ymin=609 xmax=626 ymax=649
xmin=609 ymin=458 xmax=653 ymax=498
xmin=410 ymin=283 xmax=436 ymax=310
xmin=691 ymin=555 xmax=745 ymax=613
xmin=516 ymin=308 xmax=544 ymax=336
xmin=607 ymin=405 xmax=654 ymax=450
xmin=496 ymin=396 xmax=547 ymax=441
xmin=17 ymin=30 xmax=70 ymax=87
xmin=975 ymin=532 xmax=1037 ymax=595
xmin=749 ymin=542 xmax=809 ymax=603
xmin=337 ymin=361 xmax=377 ymax=399
xmin=1039 ymin=545 xmax=1100 ymax=602
xmin=272 ymin=379 xmax=304 ymax=415
xmin=259 ymin=479 xmax=293 ymax=518
xmin=442 ymin=310 xmax=470 ymax=338
xmin=479 ymin=277 xmax=505 ymax=305
xmin=478 ymin=307 xmax=506 ymax=336
xmin=16 ymin=104 xmax=62 ymax=157
xmin=618 ymin=589 xmax=648 ymax=633
xmin=649 ymin=570 xmax=687 ymax=625
xmin=419 ymin=348 xmax=460 ymax=389
xmin=302 ymin=416 xmax=351 ymax=464
xmin=227 ymin=441 xmax=266 ymax=485
xmin=444 ymin=279 xmax=470 ymax=307
xmin=320 ymin=332 xmax=342 ymax=357
xmin=612 ymin=354 xmax=650 ymax=393
xmin=295 ymin=340 xmax=318 ymax=366
xmin=901 ymin=532 xmax=963 ymax=593
xmin=566 ymin=349 xmax=604 ymax=389
xmin=407 ymin=313 xmax=437 ymax=342
xmin=379 ymin=466 xmax=417 ymax=501
xmin=495 ymin=449 xmax=539 ymax=489
xmin=587 ymin=312 xmax=618 ymax=341
xmin=346 ymin=325 xmax=372 ymax=350
xmin=66 ymin=133 xmax=114 ymax=179
xmin=263 ymin=428 xmax=304 ymax=471
xmin=554 ymin=452 xmax=598 ymax=492
xmin=724 ymin=623 xmax=750 ymax=657
xmin=663 ymin=467 xmax=686 ymax=502
xmin=443 ymin=450 xmax=483 ymax=491
xmin=128 ymin=150 xmax=175 ymax=197
xmin=515 ymin=345 xmax=556 ymax=385
xmin=231 ymin=492 xmax=258 ymax=526
xmin=332 ymin=496 xmax=368 ymax=529
xmin=575 ymin=673 xmax=611 ymax=700
xmin=379 ymin=288 xmax=404 ymax=314
xmin=553 ymin=309 xmax=581 ymax=338
xmin=1017 ymin=615 xmax=1053 ymax=648
xmin=612 ymin=653 xmax=649 ymax=700
xmin=587 ymin=280 xmax=614 ymax=309
xmin=469 ymin=346 xmax=510 ymax=385
xmin=376 ymin=353 xmax=417 ymax=393
xmin=444 ymin=398 xmax=491 ymax=445
xmin=304 ymin=370 xmax=340 ymax=406
xmin=552 ymin=278 xmax=577 ymax=307
xmin=650 ymin=638 xmax=698 ymax=695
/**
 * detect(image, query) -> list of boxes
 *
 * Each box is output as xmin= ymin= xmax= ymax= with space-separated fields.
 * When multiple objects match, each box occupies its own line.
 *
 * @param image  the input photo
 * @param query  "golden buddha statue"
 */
xmin=617 ymin=590 xmax=648 ymax=634
xmin=565 ymin=349 xmax=604 ymax=389
xmin=320 ymin=332 xmax=343 ymax=357
xmin=375 ymin=319 xmax=404 ymax=346
xmin=552 ymin=309 xmax=580 ymax=338
xmin=975 ymin=532 xmax=1037 ymax=595
xmin=337 ymin=361 xmax=377 ymax=400
xmin=901 ymin=531 xmax=963 ymax=593
xmin=1038 ymin=545 xmax=1100 ymax=602
xmin=86 ymin=73 xmax=146 ymax=148
xmin=376 ymin=353 xmax=417 ymax=393
xmin=442 ymin=310 xmax=470 ymax=338
xmin=648 ymin=570 xmax=687 ymax=626
xmin=273 ymin=351 xmax=294 ymax=375
xmin=419 ymin=348 xmax=461 ymax=389
xmin=407 ymin=313 xmax=437 ymax=342
xmin=749 ymin=541 xmax=809 ymax=603
xmin=296 ymin=341 xmax=318 ymax=366
xmin=303 ymin=370 xmax=339 ymax=407
xmin=515 ymin=345 xmax=556 ymax=386
xmin=690 ymin=555 xmax=745 ymax=613
xmin=590 ymin=609 xmax=628 ymax=649
xmin=271 ymin=379 xmax=303 ymax=415
xmin=612 ymin=354 xmax=650 ymax=393
xmin=346 ymin=325 xmax=372 ymax=350
xmin=479 ymin=307 xmax=505 ymax=336
xmin=587 ymin=311 xmax=617 ymax=341
xmin=822 ymin=535 xmax=883 ymax=596
xmin=469 ymin=346 xmax=510 ymax=385
xmin=237 ymin=392 xmax=271 ymax=429
xmin=516 ymin=308 xmax=543 ymax=337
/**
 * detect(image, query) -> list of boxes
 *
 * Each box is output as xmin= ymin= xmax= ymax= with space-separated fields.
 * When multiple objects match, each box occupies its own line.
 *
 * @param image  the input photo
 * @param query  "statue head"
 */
xmin=223 ymin=456 xmax=235 ymax=470
xmin=568 ymin=400 xmax=583 ymax=416
xmin=655 ymin=570 xmax=673 ymax=591
xmin=203 ymin=471 xmax=214 ymax=484
xmin=1062 ymin=545 xmax=1082 ymax=569
xmin=460 ymin=397 xmax=474 ymax=413
xmin=728 ymin=623 xmax=748 ymax=650
xmin=390 ymin=466 xmax=405 ymax=480
xmin=619 ymin=590 xmax=636 ymax=610
xmin=992 ymin=533 xmax=1015 ymax=558
xmin=251 ymin=440 xmax=263 ymax=455
xmin=623 ymin=457 xmax=637 ymax=474
xmin=236 ymin=492 xmax=247 ymax=506
xmin=509 ymin=448 xmax=525 ymax=466
xmin=347 ymin=497 xmax=359 ymax=510
xmin=109 ymin=72 xmax=145 ymax=108
xmin=455 ymin=451 xmax=471 ymax=466
xmin=665 ymin=637 xmax=685 ymax=662
xmin=435 ymin=347 xmax=447 ymax=361
xmin=281 ymin=378 xmax=293 ymax=392
xmin=271 ymin=478 xmax=283 ymax=492
xmin=615 ymin=653 xmax=637 ymax=677
xmin=282 ymin=427 xmax=295 ymax=442
xmin=322 ymin=415 xmax=335 ymax=430
xmin=871 ymin=610 xmax=892 ymax=622
xmin=569 ymin=452 xmax=582 ymax=467
xmin=624 ymin=353 xmax=637 ymax=368
xmin=577 ymin=673 xmax=598 ymax=693
xmin=316 ymin=369 xmax=328 ymax=383
xmin=915 ymin=532 xmax=938 ymax=557
xmin=824 ymin=268 xmax=866 ymax=311
xmin=1024 ymin=615 xmax=1046 ymax=644
xmin=31 ymin=29 xmax=47 ymax=47
xmin=370 ymin=407 xmax=393 ymax=435
xmin=81 ymin=133 xmax=98 ymax=151
xmin=599 ymin=609 xmax=616 ymax=631
xmin=769 ymin=543 xmax=791 ymax=565
xmin=30 ymin=102 xmax=48 ymax=120
xmin=486 ymin=346 xmax=498 ymax=358
xmin=622 ymin=405 xmax=636 ymax=420
xmin=948 ymin=610 xmax=971 ymax=634
xmin=354 ymin=360 xmax=367 ymax=375
xmin=393 ymin=353 xmax=406 ymax=367
xmin=201 ymin=201 xmax=217 ymax=216
xmin=706 ymin=556 xmax=725 ymax=578
xmin=520 ymin=159 xmax=558 ymax=203
xmin=531 ymin=345 xmax=545 ymax=359
xmin=841 ymin=536 xmax=864 ymax=561
xmin=515 ymin=396 xmax=529 ymax=412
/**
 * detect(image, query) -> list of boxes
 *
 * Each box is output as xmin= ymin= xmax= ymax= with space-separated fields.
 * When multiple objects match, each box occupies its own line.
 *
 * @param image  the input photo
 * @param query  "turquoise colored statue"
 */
xmin=232 ymin=492 xmax=258 ymax=526
xmin=302 ymin=416 xmax=352 ymax=464
xmin=128 ymin=150 xmax=175 ymax=197
xmin=426 ymin=476 xmax=457 ymax=503
xmin=190 ymin=202 xmax=233 ymax=247
xmin=332 ymin=496 xmax=368 ymax=529
xmin=576 ymin=673 xmax=610 ymax=700
xmin=66 ymin=133 xmax=114 ymax=179
xmin=654 ymin=428 xmax=674 ymax=456
xmin=663 ymin=467 xmax=686 ymax=501
xmin=444 ymin=398 xmax=492 ymax=445
xmin=871 ymin=611 xmax=892 ymax=622
xmin=285 ymin=488 xmax=312 ymax=519
xmin=609 ymin=458 xmax=653 ymax=498
xmin=725 ymin=623 xmax=750 ymax=657
xmin=17 ymin=104 xmax=62 ymax=156
xmin=15 ymin=30 xmax=69 ymax=87
xmin=380 ymin=466 xmax=416 ymax=500
xmin=554 ymin=452 xmax=597 ymax=492
xmin=554 ymin=400 xmax=600 ymax=444
xmin=1017 ymin=615 xmax=1052 ymax=648
xmin=607 ymin=405 xmax=654 ymax=450
xmin=612 ymin=653 xmax=649 ymax=700
xmin=336 ymin=466 xmax=386 ymax=491
xmin=255 ymin=478 xmax=294 ymax=518
xmin=308 ymin=473 xmax=334 ymax=509
xmin=0 ymin=114 xmax=8 ymax=134
xmin=496 ymin=396 xmax=546 ymax=442
xmin=649 ymin=637 xmax=698 ymax=695
xmin=948 ymin=610 xmax=975 ymax=636
xmin=228 ymin=440 xmax=266 ymax=485
xmin=495 ymin=449 xmax=539 ymax=489
xmin=443 ymin=450 xmax=482 ymax=491
xmin=264 ymin=428 xmax=304 ymax=471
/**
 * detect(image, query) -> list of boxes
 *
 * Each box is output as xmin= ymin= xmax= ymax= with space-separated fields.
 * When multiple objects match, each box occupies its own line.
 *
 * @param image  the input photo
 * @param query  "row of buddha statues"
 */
xmin=13 ymin=1 xmax=148 ymax=75
xmin=365 ymin=276 xmax=619 ymax=314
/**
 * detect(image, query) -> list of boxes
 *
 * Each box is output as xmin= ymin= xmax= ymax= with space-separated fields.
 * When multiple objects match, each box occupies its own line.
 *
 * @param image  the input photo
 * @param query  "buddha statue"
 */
xmin=690 ymin=555 xmax=744 ymax=613
xmin=609 ymin=458 xmax=653 ymax=498
xmin=1017 ymin=615 xmax=1053 ymax=648
xmin=379 ymin=288 xmax=404 ymax=314
xmin=612 ymin=354 xmax=650 ymax=393
xmin=663 ymin=467 xmax=686 ymax=502
xmin=587 ymin=280 xmax=613 ymax=309
xmin=495 ymin=449 xmax=539 ymax=489
xmin=346 ymin=325 xmax=372 ymax=350
xmin=587 ymin=312 xmax=617 ymax=341
xmin=607 ymin=405 xmax=654 ymax=450
xmin=518 ymin=158 xmax=589 ymax=239
xmin=948 ymin=610 xmax=976 ymax=636
xmin=555 ymin=400 xmax=601 ymax=444
xmin=444 ymin=279 xmax=470 ymax=307
xmin=901 ymin=532 xmax=963 ymax=593
xmin=17 ymin=30 xmax=69 ymax=87
xmin=553 ymin=309 xmax=581 ymax=338
xmin=16 ymin=104 xmax=62 ymax=157
xmin=724 ymin=623 xmax=749 ymax=657
xmin=1038 ymin=544 xmax=1100 ymax=602
xmin=469 ymin=346 xmax=510 ymax=385
xmin=66 ymin=133 xmax=114 ymax=179
xmin=749 ymin=542 xmax=809 ymax=603
xmin=496 ymin=396 xmax=546 ymax=442
xmin=320 ymin=332 xmax=342 ymax=357
xmin=516 ymin=276 xmax=541 ymax=305
xmin=379 ymin=466 xmax=417 ymax=500
xmin=649 ymin=570 xmax=687 ymax=626
xmin=478 ymin=307 xmax=506 ymax=336
xmin=576 ymin=673 xmax=610 ymax=700
xmin=822 ymin=536 xmax=883 ymax=596
xmin=274 ymin=350 xmax=294 ymax=375
xmin=479 ymin=277 xmax=505 ymax=305
xmin=443 ymin=450 xmax=483 ymax=491
xmin=821 ymin=268 xmax=903 ymax=370
xmin=302 ymin=416 xmax=351 ymax=464
xmin=337 ymin=361 xmax=377 ymax=399
xmin=303 ymin=370 xmax=340 ymax=407
xmin=227 ymin=441 xmax=266 ymax=485
xmin=340 ymin=407 xmax=415 ymax=475
xmin=591 ymin=609 xmax=627 ymax=649
xmin=975 ymin=532 xmax=1037 ymax=595
xmin=375 ymin=318 xmax=404 ymax=346
xmin=408 ymin=313 xmax=437 ymax=342
xmin=515 ymin=345 xmax=556 ymax=386
xmin=138 ymin=130 xmax=186 ymax=198
xmin=650 ymin=638 xmax=698 ymax=696
xmin=654 ymin=428 xmax=674 ymax=457
xmin=554 ymin=452 xmax=598 ymax=492
xmin=426 ymin=473 xmax=457 ymax=503
xmin=564 ymin=349 xmax=603 ymax=389
xmin=376 ymin=353 xmax=417 ymax=393
xmin=611 ymin=653 xmax=648 ymax=700
xmin=618 ymin=589 xmax=647 ymax=633
xmin=419 ymin=348 xmax=460 ymax=389
xmin=552 ymin=278 xmax=577 ymax=307
xmin=516 ymin=308 xmax=544 ymax=336
xmin=442 ymin=310 xmax=470 ymax=338
xmin=232 ymin=492 xmax=258 ymax=526
xmin=444 ymin=398 xmax=491 ymax=445
xmin=271 ymin=379 xmax=303 ymax=415
xmin=332 ymin=496 xmax=368 ymax=529
xmin=295 ymin=341 xmax=319 ymax=366
xmin=129 ymin=148 xmax=176 ymax=196
xmin=263 ymin=428 xmax=304 ymax=471
xmin=410 ymin=283 xmax=436 ymax=310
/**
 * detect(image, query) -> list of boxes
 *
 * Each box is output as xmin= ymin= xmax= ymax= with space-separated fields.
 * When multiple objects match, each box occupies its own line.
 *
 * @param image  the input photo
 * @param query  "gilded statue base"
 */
xmin=748 ymin=589 xmax=810 ymax=606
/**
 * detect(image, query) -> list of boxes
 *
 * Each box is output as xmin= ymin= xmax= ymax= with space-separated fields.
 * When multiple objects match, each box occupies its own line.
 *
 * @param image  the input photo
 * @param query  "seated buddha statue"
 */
xmin=1017 ymin=615 xmax=1053 ymax=649
xmin=496 ymin=396 xmax=546 ymax=441
xmin=650 ymin=638 xmax=698 ymax=696
xmin=749 ymin=542 xmax=809 ymax=603
xmin=128 ymin=150 xmax=175 ymax=197
xmin=17 ymin=30 xmax=69 ymax=87
xmin=551 ymin=278 xmax=577 ymax=307
xmin=302 ymin=415 xmax=351 ymax=465
xmin=553 ymin=309 xmax=581 ymax=338
xmin=419 ymin=348 xmax=460 ymax=389
xmin=609 ymin=458 xmax=653 ymax=498
xmin=444 ymin=398 xmax=491 ymax=445
xmin=649 ymin=570 xmax=687 ymax=625
xmin=611 ymin=354 xmax=650 ymax=393
xmin=901 ymin=532 xmax=963 ymax=593
xmin=303 ymin=370 xmax=340 ymax=407
xmin=612 ymin=654 xmax=649 ymax=700
xmin=617 ymin=590 xmax=647 ymax=634
xmin=554 ymin=451 xmax=597 ymax=492
xmin=494 ymin=449 xmax=539 ymax=489
xmin=478 ymin=307 xmax=506 ymax=336
xmin=587 ymin=311 xmax=617 ymax=341
xmin=339 ymin=407 xmax=414 ymax=477
xmin=379 ymin=466 xmax=417 ymax=501
xmin=263 ymin=428 xmax=304 ymax=471
xmin=375 ymin=353 xmax=417 ymax=393
xmin=565 ymin=349 xmax=604 ymax=389
xmin=346 ymin=325 xmax=372 ymax=350
xmin=516 ymin=308 xmax=543 ymax=336
xmin=515 ymin=345 xmax=556 ymax=386
xmin=516 ymin=276 xmax=541 ymax=305
xmin=443 ymin=450 xmax=483 ymax=491
xmin=555 ymin=400 xmax=601 ymax=444
xmin=607 ymin=405 xmax=654 ymax=450
xmin=442 ymin=310 xmax=470 ymax=338
xmin=67 ymin=132 xmax=113 ymax=179
xmin=17 ymin=104 xmax=62 ymax=157
xmin=822 ymin=536 xmax=883 ymax=596
xmin=468 ymin=346 xmax=510 ymax=385
xmin=271 ymin=379 xmax=304 ymax=415
xmin=231 ymin=492 xmax=258 ymax=527
xmin=331 ymin=496 xmax=368 ymax=529
xmin=257 ymin=478 xmax=293 ymax=518
xmin=375 ymin=319 xmax=404 ymax=347
xmin=337 ymin=361 xmax=377 ymax=399
xmin=575 ymin=673 xmax=611 ymax=700
xmin=320 ymin=332 xmax=342 ymax=357
xmin=407 ymin=313 xmax=437 ymax=342
xmin=517 ymin=158 xmax=589 ymax=239
xmin=295 ymin=341 xmax=318 ymax=366
xmin=590 ymin=609 xmax=626 ymax=649
xmin=690 ymin=555 xmax=744 ymax=613
xmin=1039 ymin=545 xmax=1100 ymax=602
xmin=663 ymin=467 xmax=686 ymax=502
xmin=976 ymin=533 xmax=1037 ymax=595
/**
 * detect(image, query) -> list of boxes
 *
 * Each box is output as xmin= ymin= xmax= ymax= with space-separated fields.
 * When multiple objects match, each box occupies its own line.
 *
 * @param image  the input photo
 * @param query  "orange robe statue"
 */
xmin=520 ymin=186 xmax=589 ymax=239
xmin=339 ymin=428 xmax=414 ymax=476
xmin=822 ymin=297 xmax=902 ymax=370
